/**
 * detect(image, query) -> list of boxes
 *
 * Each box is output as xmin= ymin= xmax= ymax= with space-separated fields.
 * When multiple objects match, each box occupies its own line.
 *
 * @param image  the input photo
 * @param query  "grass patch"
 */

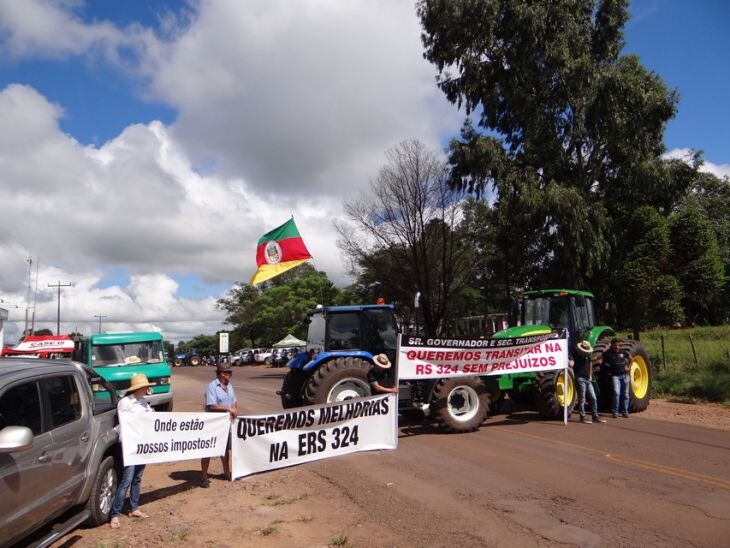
xmin=620 ymin=325 xmax=730 ymax=406
xmin=329 ymin=535 xmax=350 ymax=547
xmin=260 ymin=520 xmax=283 ymax=536
xmin=296 ymin=514 xmax=313 ymax=523
xmin=169 ymin=526 xmax=189 ymax=542
xmin=266 ymin=493 xmax=310 ymax=506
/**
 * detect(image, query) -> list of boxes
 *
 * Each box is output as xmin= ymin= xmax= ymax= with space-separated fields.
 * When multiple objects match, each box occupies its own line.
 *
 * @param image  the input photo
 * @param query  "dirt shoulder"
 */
xmin=638 ymin=398 xmax=730 ymax=431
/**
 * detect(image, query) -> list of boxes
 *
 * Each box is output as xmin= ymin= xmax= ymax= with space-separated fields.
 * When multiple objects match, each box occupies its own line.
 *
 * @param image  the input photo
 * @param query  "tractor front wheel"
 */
xmin=303 ymin=357 xmax=372 ymax=405
xmin=430 ymin=377 xmax=489 ymax=433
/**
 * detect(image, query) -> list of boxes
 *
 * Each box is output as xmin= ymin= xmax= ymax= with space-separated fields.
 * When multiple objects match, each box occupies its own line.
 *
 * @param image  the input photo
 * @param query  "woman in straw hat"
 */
xmin=110 ymin=374 xmax=156 ymax=529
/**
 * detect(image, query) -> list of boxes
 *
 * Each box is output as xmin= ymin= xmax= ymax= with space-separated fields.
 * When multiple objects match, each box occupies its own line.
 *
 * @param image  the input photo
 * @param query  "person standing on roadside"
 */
xmin=602 ymin=338 xmax=633 ymax=418
xmin=110 ymin=374 xmax=156 ymax=529
xmin=368 ymin=354 xmax=398 ymax=395
xmin=572 ymin=341 xmax=606 ymax=424
xmin=200 ymin=362 xmax=237 ymax=487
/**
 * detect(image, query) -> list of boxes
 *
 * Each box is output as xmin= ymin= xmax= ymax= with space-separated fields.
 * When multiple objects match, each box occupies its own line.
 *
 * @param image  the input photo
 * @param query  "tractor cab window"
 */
xmin=522 ymin=297 xmax=569 ymax=328
xmin=362 ymin=309 xmax=398 ymax=353
xmin=573 ymin=296 xmax=596 ymax=332
xmin=327 ymin=313 xmax=360 ymax=350
xmin=307 ymin=313 xmax=326 ymax=350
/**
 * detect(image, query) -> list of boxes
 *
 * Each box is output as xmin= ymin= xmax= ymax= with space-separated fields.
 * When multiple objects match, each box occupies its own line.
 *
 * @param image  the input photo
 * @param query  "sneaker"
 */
xmin=200 ymin=478 xmax=210 ymax=488
xmin=580 ymin=416 xmax=593 ymax=424
xmin=612 ymin=413 xmax=619 ymax=418
xmin=593 ymin=416 xmax=607 ymax=423
xmin=621 ymin=413 xmax=630 ymax=418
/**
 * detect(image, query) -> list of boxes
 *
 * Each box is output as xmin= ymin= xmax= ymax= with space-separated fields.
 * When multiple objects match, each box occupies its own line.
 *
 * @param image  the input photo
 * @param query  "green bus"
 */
xmin=73 ymin=332 xmax=173 ymax=411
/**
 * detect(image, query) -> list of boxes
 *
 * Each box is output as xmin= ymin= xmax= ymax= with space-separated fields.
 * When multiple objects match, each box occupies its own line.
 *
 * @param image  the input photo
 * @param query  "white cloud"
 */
xmin=140 ymin=0 xmax=459 ymax=196
xmin=0 ymin=1 xmax=464 ymax=344
xmin=663 ymin=148 xmax=730 ymax=179
xmin=0 ymin=0 xmax=123 ymax=59
xmin=0 ymin=84 xmax=348 ymax=343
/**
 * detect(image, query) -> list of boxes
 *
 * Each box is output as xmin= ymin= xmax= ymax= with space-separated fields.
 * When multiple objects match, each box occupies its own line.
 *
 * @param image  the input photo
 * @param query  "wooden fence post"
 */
xmin=689 ymin=334 xmax=700 ymax=369
xmin=660 ymin=334 xmax=666 ymax=371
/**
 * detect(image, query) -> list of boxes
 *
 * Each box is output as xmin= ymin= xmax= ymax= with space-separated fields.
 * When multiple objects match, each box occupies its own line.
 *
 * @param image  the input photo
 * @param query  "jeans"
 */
xmin=111 ymin=464 xmax=146 ymax=517
xmin=612 ymin=374 xmax=631 ymax=415
xmin=576 ymin=377 xmax=599 ymax=418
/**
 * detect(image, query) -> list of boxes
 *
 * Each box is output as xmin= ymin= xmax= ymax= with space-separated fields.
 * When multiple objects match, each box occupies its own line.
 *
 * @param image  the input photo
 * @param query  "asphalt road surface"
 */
xmin=173 ymin=364 xmax=730 ymax=547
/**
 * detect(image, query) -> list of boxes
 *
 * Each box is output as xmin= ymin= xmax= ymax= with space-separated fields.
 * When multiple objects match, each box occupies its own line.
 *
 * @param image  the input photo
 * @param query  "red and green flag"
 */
xmin=250 ymin=218 xmax=312 ymax=285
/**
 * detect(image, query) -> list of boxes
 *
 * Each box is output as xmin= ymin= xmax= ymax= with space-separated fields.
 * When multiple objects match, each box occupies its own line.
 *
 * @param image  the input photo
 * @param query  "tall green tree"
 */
xmin=614 ymin=206 xmax=681 ymax=337
xmin=679 ymin=172 xmax=730 ymax=322
xmin=419 ymin=0 xmax=678 ymax=303
xmin=669 ymin=208 xmax=725 ymax=324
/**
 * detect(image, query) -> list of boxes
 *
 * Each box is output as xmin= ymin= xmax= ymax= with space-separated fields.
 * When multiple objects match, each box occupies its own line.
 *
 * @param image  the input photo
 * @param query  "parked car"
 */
xmin=231 ymin=349 xmax=253 ymax=366
xmin=0 ymin=358 xmax=121 ymax=547
xmin=252 ymin=348 xmax=273 ymax=364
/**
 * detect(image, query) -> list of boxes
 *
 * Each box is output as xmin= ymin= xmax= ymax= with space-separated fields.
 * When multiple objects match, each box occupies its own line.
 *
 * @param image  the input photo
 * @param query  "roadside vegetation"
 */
xmin=621 ymin=326 xmax=730 ymax=406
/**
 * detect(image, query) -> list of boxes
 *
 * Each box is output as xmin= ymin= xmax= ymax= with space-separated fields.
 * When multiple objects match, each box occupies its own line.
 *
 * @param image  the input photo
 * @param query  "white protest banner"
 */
xmin=398 ymin=330 xmax=568 ymax=380
xmin=120 ymin=412 xmax=231 ymax=466
xmin=231 ymin=394 xmax=397 ymax=479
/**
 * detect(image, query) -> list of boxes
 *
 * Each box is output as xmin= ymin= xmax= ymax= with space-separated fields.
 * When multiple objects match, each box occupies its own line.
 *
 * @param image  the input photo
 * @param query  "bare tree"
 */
xmin=336 ymin=140 xmax=471 ymax=335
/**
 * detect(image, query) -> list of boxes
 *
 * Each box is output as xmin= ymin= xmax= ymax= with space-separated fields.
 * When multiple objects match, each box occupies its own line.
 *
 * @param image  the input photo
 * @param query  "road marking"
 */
xmin=501 ymin=429 xmax=730 ymax=490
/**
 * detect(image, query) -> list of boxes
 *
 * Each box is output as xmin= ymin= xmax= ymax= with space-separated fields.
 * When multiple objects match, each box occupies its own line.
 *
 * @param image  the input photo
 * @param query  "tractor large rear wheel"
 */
xmin=623 ymin=340 xmax=652 ymax=412
xmin=430 ymin=376 xmax=489 ymax=433
xmin=303 ymin=357 xmax=372 ymax=405
xmin=535 ymin=369 xmax=576 ymax=419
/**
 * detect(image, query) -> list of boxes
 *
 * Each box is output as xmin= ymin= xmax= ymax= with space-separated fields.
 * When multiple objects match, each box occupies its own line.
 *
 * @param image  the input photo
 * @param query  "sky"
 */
xmin=0 ymin=0 xmax=728 ymax=344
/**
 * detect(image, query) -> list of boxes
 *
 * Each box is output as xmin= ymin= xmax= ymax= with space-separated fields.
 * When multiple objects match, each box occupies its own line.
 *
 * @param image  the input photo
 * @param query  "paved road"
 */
xmin=174 ymin=365 xmax=730 ymax=546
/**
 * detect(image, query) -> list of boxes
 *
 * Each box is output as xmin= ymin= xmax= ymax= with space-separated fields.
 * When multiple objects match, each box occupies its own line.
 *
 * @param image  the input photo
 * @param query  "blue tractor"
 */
xmin=279 ymin=304 xmax=490 ymax=433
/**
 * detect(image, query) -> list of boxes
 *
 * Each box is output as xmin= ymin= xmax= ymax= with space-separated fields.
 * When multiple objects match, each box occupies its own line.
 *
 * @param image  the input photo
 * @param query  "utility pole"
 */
xmin=94 ymin=314 xmax=107 ymax=333
xmin=48 ymin=281 xmax=71 ymax=335
xmin=25 ymin=257 xmax=32 ymax=335
xmin=31 ymin=256 xmax=39 ymax=335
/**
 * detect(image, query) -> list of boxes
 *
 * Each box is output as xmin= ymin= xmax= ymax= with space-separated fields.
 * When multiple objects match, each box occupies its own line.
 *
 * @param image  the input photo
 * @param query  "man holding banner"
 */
xmin=200 ymin=362 xmax=238 ymax=487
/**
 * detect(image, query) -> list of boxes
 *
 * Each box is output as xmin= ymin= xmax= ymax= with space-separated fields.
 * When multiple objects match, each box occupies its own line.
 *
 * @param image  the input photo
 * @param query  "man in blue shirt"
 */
xmin=200 ymin=362 xmax=237 ymax=487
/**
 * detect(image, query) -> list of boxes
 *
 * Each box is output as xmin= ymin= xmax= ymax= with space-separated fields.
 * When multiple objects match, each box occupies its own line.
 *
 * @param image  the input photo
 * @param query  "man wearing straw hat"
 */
xmin=110 ymin=374 xmax=156 ymax=529
xmin=368 ymin=354 xmax=398 ymax=395
xmin=573 ymin=341 xmax=606 ymax=424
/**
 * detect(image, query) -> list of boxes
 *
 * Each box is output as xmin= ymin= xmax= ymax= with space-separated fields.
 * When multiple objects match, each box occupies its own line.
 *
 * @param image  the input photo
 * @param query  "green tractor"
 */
xmin=491 ymin=289 xmax=653 ymax=418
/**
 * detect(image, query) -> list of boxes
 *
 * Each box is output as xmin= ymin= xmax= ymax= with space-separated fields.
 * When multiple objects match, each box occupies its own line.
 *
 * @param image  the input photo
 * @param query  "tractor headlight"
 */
xmin=158 ymin=377 xmax=170 ymax=385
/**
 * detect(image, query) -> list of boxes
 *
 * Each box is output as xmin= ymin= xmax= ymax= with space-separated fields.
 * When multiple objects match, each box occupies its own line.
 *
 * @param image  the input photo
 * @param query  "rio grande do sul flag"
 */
xmin=250 ymin=218 xmax=312 ymax=285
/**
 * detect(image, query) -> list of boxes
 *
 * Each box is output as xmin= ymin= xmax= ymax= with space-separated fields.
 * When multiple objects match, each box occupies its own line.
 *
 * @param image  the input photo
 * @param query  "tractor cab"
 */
xmin=502 ymin=289 xmax=612 ymax=349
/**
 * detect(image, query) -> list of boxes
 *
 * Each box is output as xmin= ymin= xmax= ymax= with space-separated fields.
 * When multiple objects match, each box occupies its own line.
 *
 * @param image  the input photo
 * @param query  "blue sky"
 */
xmin=0 ymin=0 xmax=727 ymax=341
xmin=2 ymin=1 xmax=727 ymax=161
xmin=625 ymin=0 xmax=730 ymax=163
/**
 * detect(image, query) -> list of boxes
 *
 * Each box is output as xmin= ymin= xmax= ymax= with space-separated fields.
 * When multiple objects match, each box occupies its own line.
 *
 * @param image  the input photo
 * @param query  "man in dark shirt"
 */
xmin=572 ymin=340 xmax=605 ymax=424
xmin=602 ymin=338 xmax=633 ymax=418
xmin=368 ymin=354 xmax=398 ymax=395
